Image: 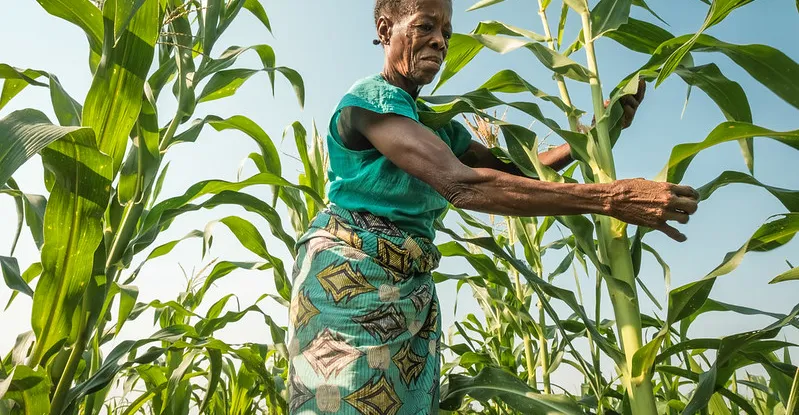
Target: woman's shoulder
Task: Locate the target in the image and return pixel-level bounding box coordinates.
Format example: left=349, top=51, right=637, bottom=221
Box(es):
left=335, top=73, right=418, bottom=120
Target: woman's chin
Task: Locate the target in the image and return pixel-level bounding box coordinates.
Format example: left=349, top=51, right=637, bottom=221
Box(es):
left=412, top=70, right=440, bottom=87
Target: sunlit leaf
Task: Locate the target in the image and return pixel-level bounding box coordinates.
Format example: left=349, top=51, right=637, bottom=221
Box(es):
left=589, top=0, right=632, bottom=40
left=440, top=367, right=584, bottom=413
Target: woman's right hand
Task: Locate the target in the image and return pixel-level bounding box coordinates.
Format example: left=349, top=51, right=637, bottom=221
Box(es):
left=607, top=178, right=700, bottom=242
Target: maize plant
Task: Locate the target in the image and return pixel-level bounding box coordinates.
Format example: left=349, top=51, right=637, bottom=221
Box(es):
left=421, top=0, right=799, bottom=414
left=0, top=0, right=326, bottom=413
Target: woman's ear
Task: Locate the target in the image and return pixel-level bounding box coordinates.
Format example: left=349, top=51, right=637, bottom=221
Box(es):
left=376, top=16, right=393, bottom=45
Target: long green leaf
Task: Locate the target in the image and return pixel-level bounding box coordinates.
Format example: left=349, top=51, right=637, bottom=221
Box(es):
left=655, top=0, right=754, bottom=86
left=170, top=115, right=281, bottom=176
left=113, top=0, right=146, bottom=43
left=29, top=124, right=111, bottom=366
left=675, top=64, right=754, bottom=171
left=682, top=303, right=799, bottom=414
left=606, top=18, right=674, bottom=54
left=787, top=368, right=799, bottom=415
left=5, top=263, right=42, bottom=310
left=0, top=366, right=51, bottom=415
left=658, top=123, right=799, bottom=184
left=668, top=214, right=799, bottom=324
left=216, top=216, right=290, bottom=301
left=242, top=0, right=272, bottom=33
left=467, top=0, right=506, bottom=11
left=0, top=256, right=33, bottom=298
left=35, top=0, right=103, bottom=55
left=590, top=0, right=633, bottom=40
left=63, top=326, right=192, bottom=410
left=0, top=110, right=93, bottom=187
left=698, top=170, right=799, bottom=212
left=632, top=0, right=668, bottom=24
left=196, top=44, right=275, bottom=83
left=440, top=367, right=584, bottom=414
left=197, top=66, right=304, bottom=108
left=82, top=0, right=158, bottom=174
left=201, top=0, right=223, bottom=55
left=0, top=65, right=48, bottom=111
left=650, top=34, right=799, bottom=111
left=433, top=23, right=587, bottom=92
left=770, top=267, right=799, bottom=284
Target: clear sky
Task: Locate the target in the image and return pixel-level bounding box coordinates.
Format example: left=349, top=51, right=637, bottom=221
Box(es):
left=1, top=0, right=797, bottom=393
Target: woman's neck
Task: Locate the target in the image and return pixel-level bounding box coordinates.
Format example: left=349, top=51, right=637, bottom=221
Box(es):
left=380, top=68, right=421, bottom=99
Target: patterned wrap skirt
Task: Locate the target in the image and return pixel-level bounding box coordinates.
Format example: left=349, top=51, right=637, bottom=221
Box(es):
left=287, top=205, right=442, bottom=415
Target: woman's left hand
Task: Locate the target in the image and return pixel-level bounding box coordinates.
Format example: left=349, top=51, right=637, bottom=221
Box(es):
left=618, top=78, right=646, bottom=129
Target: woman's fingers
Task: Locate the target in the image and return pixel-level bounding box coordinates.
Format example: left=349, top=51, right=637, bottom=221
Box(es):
left=635, top=78, right=646, bottom=102
left=658, top=222, right=687, bottom=242
left=671, top=183, right=700, bottom=200
left=669, top=195, right=699, bottom=215
left=663, top=209, right=691, bottom=224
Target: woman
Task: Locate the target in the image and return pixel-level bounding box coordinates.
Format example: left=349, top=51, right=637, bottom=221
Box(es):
left=287, top=0, right=699, bottom=413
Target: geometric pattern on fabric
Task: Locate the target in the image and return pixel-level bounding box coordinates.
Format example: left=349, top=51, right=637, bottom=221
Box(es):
left=352, top=304, right=407, bottom=343
left=409, top=283, right=432, bottom=312
left=325, top=214, right=363, bottom=250
left=350, top=210, right=404, bottom=238
left=343, top=374, right=403, bottom=415
left=287, top=205, right=443, bottom=414
left=317, top=261, right=376, bottom=304
left=290, top=289, right=320, bottom=329
left=392, top=341, right=426, bottom=386
left=303, top=328, right=364, bottom=380
left=289, top=366, right=313, bottom=413
left=418, top=299, right=439, bottom=340
left=376, top=238, right=412, bottom=276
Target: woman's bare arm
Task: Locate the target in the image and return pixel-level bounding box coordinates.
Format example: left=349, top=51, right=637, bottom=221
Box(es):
left=348, top=107, right=699, bottom=242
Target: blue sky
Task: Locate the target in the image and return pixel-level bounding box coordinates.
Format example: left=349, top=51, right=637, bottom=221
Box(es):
left=1, top=0, right=797, bottom=392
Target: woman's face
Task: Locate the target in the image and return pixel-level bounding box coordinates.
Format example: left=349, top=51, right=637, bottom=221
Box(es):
left=378, top=0, right=453, bottom=86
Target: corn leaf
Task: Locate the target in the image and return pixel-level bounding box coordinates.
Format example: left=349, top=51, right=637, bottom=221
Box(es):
left=168, top=4, right=197, bottom=121
left=28, top=121, right=111, bottom=366
left=82, top=0, right=158, bottom=175
left=606, top=18, right=674, bottom=54
left=682, top=303, right=799, bottom=415
left=632, top=0, right=668, bottom=24
left=440, top=367, right=584, bottom=414
left=63, top=326, right=193, bottom=410
left=434, top=23, right=586, bottom=92
left=113, top=0, right=146, bottom=44
left=5, top=263, right=42, bottom=311
left=197, top=67, right=305, bottom=108
left=0, top=65, right=48, bottom=111
left=655, top=0, right=755, bottom=86
left=770, top=267, right=799, bottom=284
left=589, top=0, right=633, bottom=40
left=34, top=0, right=103, bottom=55
left=243, top=0, right=272, bottom=34
left=171, top=115, right=282, bottom=176
left=0, top=365, right=51, bottom=415
left=466, top=0, right=505, bottom=11
left=698, top=171, right=799, bottom=212
left=668, top=214, right=799, bottom=324
left=675, top=64, right=754, bottom=172
left=651, top=34, right=799, bottom=111
left=0, top=110, right=91, bottom=188
left=200, top=0, right=223, bottom=55
left=658, top=123, right=799, bottom=184
left=196, top=44, right=276, bottom=83
left=0, top=256, right=33, bottom=298
left=213, top=216, right=290, bottom=301
left=787, top=368, right=799, bottom=415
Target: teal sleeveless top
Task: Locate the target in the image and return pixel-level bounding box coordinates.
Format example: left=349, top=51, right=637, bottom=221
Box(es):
left=326, top=74, right=473, bottom=240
